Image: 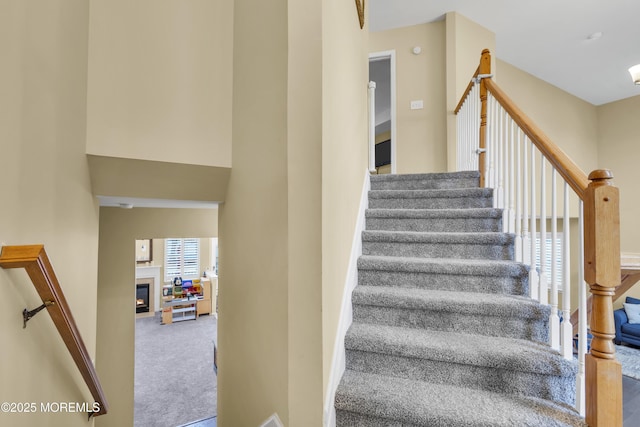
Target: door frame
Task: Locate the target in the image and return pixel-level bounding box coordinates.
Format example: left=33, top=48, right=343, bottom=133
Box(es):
left=369, top=50, right=397, bottom=174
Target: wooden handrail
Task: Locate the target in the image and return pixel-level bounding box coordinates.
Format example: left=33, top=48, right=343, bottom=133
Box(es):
left=456, top=49, right=622, bottom=426
left=483, top=78, right=590, bottom=199
left=0, top=245, right=108, bottom=417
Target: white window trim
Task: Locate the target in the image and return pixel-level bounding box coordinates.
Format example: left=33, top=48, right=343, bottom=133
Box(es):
left=164, top=238, right=200, bottom=281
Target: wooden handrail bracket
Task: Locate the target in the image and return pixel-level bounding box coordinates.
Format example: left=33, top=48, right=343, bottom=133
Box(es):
left=0, top=245, right=108, bottom=417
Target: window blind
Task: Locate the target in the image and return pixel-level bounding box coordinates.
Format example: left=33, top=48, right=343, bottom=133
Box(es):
left=165, top=238, right=200, bottom=281
left=534, top=233, right=564, bottom=290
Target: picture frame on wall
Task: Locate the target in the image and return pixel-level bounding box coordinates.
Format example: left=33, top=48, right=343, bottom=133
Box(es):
left=135, top=239, right=153, bottom=263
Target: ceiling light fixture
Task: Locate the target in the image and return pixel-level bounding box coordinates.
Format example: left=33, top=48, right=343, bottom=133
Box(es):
left=629, top=64, right=640, bottom=85
left=587, top=32, right=602, bottom=41
left=119, top=203, right=134, bottom=209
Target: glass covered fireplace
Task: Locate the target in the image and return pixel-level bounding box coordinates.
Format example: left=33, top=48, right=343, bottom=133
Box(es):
left=136, top=283, right=150, bottom=314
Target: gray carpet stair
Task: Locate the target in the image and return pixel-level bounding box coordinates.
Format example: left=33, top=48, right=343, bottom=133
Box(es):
left=336, top=371, right=584, bottom=427
left=335, top=171, right=584, bottom=426
left=358, top=256, right=530, bottom=295
left=351, top=286, right=550, bottom=342
left=370, top=171, right=480, bottom=191
left=366, top=208, right=504, bottom=232
left=368, top=188, right=494, bottom=210
left=362, top=230, right=515, bottom=259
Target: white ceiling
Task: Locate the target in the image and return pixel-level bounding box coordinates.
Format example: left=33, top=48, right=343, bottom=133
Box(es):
left=370, top=0, right=640, bottom=105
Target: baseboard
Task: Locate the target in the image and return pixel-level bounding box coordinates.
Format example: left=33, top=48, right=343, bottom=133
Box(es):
left=323, top=169, right=371, bottom=427
left=259, top=413, right=284, bottom=427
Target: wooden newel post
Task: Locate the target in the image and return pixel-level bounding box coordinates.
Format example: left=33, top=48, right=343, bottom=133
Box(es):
left=478, top=49, right=491, bottom=188
left=584, top=169, right=622, bottom=427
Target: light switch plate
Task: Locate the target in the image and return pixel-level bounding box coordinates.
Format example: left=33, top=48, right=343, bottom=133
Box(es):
left=410, top=100, right=424, bottom=110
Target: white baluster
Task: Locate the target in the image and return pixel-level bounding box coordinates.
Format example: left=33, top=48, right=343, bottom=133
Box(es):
left=576, top=200, right=586, bottom=415
left=462, top=93, right=467, bottom=170
left=502, top=110, right=509, bottom=231
left=482, top=91, right=490, bottom=186
left=549, top=170, right=560, bottom=350
left=539, top=159, right=549, bottom=305
left=522, top=136, right=530, bottom=267
left=508, top=119, right=516, bottom=234
left=514, top=129, right=523, bottom=262
left=497, top=107, right=505, bottom=216
left=474, top=84, right=479, bottom=170
left=464, top=95, right=469, bottom=170
left=458, top=98, right=463, bottom=170
left=529, top=143, right=539, bottom=300
left=561, top=182, right=573, bottom=359
left=456, top=105, right=461, bottom=170
left=467, top=91, right=471, bottom=169
left=488, top=96, right=497, bottom=190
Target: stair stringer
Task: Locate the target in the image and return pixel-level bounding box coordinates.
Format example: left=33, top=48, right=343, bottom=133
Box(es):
left=323, top=169, right=371, bottom=427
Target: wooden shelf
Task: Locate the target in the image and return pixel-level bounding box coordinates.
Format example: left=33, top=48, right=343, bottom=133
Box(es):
left=162, top=297, right=197, bottom=324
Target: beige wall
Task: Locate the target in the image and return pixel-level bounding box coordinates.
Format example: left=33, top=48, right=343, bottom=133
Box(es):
left=597, top=95, right=640, bottom=306
left=288, top=0, right=324, bottom=424
left=86, top=0, right=233, bottom=168
left=370, top=23, right=448, bottom=174
left=0, top=1, right=99, bottom=426
left=597, top=95, right=640, bottom=254
left=445, top=12, right=496, bottom=170
left=95, top=208, right=217, bottom=427
left=217, top=0, right=367, bottom=424
left=87, top=155, right=230, bottom=203
left=322, top=0, right=369, bottom=405
left=218, top=0, right=305, bottom=424
left=496, top=60, right=599, bottom=174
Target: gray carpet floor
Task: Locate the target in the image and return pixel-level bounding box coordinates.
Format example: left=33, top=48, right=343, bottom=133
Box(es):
left=135, top=312, right=217, bottom=427
left=616, top=344, right=640, bottom=381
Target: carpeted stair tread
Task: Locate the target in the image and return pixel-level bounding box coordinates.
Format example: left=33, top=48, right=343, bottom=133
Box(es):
left=358, top=255, right=528, bottom=277
left=365, top=208, right=504, bottom=233
left=370, top=171, right=479, bottom=190
left=352, top=286, right=547, bottom=319
left=368, top=188, right=493, bottom=209
left=366, top=208, right=503, bottom=220
left=351, top=286, right=549, bottom=342
left=369, top=187, right=493, bottom=200
left=371, top=170, right=479, bottom=182
left=362, top=230, right=514, bottom=245
left=362, top=231, right=515, bottom=259
left=345, top=322, right=575, bottom=377
left=335, top=370, right=586, bottom=427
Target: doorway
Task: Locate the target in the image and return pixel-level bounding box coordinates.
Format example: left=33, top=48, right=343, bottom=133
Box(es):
left=134, top=237, right=218, bottom=427
left=369, top=50, right=397, bottom=174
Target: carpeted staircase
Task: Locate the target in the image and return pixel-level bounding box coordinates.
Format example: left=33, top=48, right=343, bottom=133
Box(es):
left=334, top=171, right=586, bottom=426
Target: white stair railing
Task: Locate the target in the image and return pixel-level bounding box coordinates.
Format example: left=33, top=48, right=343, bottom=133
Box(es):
left=455, top=53, right=594, bottom=417
left=455, top=79, right=480, bottom=172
